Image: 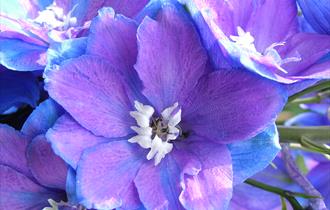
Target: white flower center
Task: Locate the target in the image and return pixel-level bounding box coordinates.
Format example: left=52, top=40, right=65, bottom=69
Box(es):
left=129, top=101, right=182, bottom=165
left=34, top=3, right=77, bottom=30
left=230, top=26, right=301, bottom=73
left=43, top=199, right=86, bottom=210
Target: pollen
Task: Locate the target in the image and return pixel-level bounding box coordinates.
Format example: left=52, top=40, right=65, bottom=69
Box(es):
left=129, top=101, right=182, bottom=166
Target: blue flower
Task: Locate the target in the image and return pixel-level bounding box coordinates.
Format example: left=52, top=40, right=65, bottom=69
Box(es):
left=44, top=2, right=286, bottom=209
left=0, top=0, right=149, bottom=71
left=180, top=0, right=330, bottom=84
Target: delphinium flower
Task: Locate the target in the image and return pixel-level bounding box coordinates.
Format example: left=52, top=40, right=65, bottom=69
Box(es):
left=0, top=0, right=149, bottom=71
left=297, top=0, right=330, bottom=35
left=44, top=1, right=287, bottom=209
left=180, top=0, right=330, bottom=89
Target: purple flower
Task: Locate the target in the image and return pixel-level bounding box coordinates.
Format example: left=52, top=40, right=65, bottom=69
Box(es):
left=0, top=0, right=148, bottom=71
left=180, top=0, right=330, bottom=84
left=44, top=3, right=286, bottom=209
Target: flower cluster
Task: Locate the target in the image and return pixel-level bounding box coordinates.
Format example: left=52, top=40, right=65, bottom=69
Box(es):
left=0, top=0, right=329, bottom=210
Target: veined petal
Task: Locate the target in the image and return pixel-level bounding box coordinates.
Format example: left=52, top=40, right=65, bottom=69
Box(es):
left=228, top=124, right=281, bottom=184
left=76, top=141, right=144, bottom=209
left=46, top=114, right=108, bottom=169
left=27, top=135, right=68, bottom=190
left=44, top=55, right=138, bottom=138
left=135, top=4, right=208, bottom=112
left=182, top=69, right=287, bottom=144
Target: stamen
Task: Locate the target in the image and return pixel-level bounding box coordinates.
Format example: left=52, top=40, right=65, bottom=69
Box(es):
left=129, top=101, right=182, bottom=165
left=230, top=26, right=301, bottom=73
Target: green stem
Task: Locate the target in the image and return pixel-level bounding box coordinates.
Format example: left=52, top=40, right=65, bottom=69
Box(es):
left=278, top=126, right=330, bottom=144
left=245, top=179, right=304, bottom=210
left=288, top=96, right=321, bottom=105
left=288, top=81, right=330, bottom=102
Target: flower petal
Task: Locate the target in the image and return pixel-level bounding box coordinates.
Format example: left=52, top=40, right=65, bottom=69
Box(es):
left=0, top=165, right=65, bottom=210
left=46, top=114, right=108, bottom=169
left=76, top=141, right=143, bottom=209
left=0, top=38, right=47, bottom=71
left=245, top=0, right=298, bottom=51
left=0, top=124, right=31, bottom=177
left=135, top=5, right=208, bottom=112
left=27, top=135, right=68, bottom=190
left=180, top=141, right=233, bottom=210
left=279, top=33, right=330, bottom=79
left=45, top=55, right=138, bottom=138
left=134, top=153, right=188, bottom=210
left=21, top=99, right=64, bottom=138
left=87, top=7, right=142, bottom=93
left=182, top=70, right=286, bottom=143
left=308, top=163, right=330, bottom=209
left=228, top=124, right=281, bottom=184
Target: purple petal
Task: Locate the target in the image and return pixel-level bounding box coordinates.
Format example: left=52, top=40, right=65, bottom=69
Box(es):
left=134, top=151, right=193, bottom=210
left=27, top=135, right=68, bottom=190
left=76, top=141, right=143, bottom=209
left=0, top=165, right=65, bottom=210
left=245, top=0, right=298, bottom=51
left=180, top=141, right=233, bottom=209
left=21, top=99, right=64, bottom=138
left=182, top=70, right=286, bottom=143
left=135, top=5, right=208, bottom=112
left=279, top=33, right=330, bottom=78
left=45, top=55, right=137, bottom=138
left=0, top=124, right=31, bottom=177
left=46, top=114, right=108, bottom=169
left=87, top=7, right=142, bottom=92
left=308, top=163, right=330, bottom=209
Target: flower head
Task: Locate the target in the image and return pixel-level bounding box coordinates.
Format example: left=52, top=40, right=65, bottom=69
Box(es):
left=181, top=0, right=330, bottom=84
left=44, top=3, right=286, bottom=209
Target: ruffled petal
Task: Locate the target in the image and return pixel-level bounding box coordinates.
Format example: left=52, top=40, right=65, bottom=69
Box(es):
left=27, top=135, right=68, bottom=190
left=76, top=141, right=143, bottom=209
left=87, top=7, right=142, bottom=93
left=0, top=165, right=65, bottom=210
left=182, top=69, right=286, bottom=143
left=135, top=4, right=208, bottom=112
left=21, top=99, right=64, bottom=138
left=0, top=124, right=31, bottom=177
left=44, top=55, right=138, bottom=138
left=180, top=141, right=233, bottom=210
left=46, top=114, right=108, bottom=169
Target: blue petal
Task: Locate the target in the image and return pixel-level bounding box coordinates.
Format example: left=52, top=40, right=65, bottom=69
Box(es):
left=0, top=67, right=40, bottom=113
left=0, top=38, right=47, bottom=71
left=298, top=0, right=330, bottom=35
left=228, top=124, right=281, bottom=184
left=45, top=37, right=87, bottom=72
left=285, top=112, right=330, bottom=126
left=22, top=98, right=64, bottom=139
left=66, top=167, right=79, bottom=204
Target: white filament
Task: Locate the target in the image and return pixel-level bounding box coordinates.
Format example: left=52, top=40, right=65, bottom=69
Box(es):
left=129, top=101, right=181, bottom=165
